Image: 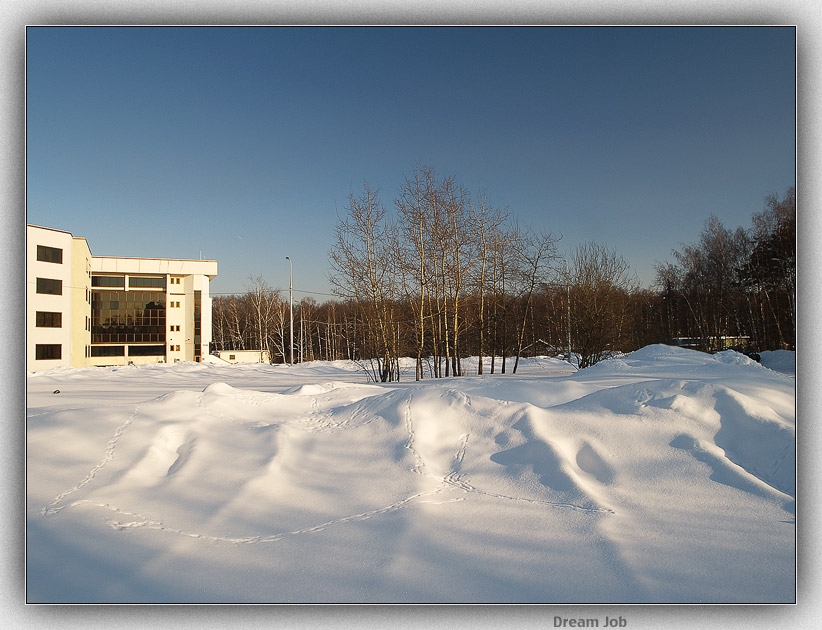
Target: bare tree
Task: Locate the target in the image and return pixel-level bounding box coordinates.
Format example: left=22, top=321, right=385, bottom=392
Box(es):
left=511, top=229, right=561, bottom=373
left=441, top=175, right=473, bottom=376
left=246, top=275, right=281, bottom=362
left=568, top=242, right=638, bottom=368
left=468, top=192, right=508, bottom=375
left=396, top=166, right=434, bottom=380
left=329, top=183, right=399, bottom=381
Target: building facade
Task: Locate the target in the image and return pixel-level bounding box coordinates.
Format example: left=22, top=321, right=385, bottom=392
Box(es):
left=27, top=224, right=218, bottom=372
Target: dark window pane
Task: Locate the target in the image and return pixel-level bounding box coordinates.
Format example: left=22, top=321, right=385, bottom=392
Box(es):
left=129, top=276, right=166, bottom=289
left=91, top=275, right=125, bottom=287
left=36, top=277, right=62, bottom=295
left=128, top=345, right=165, bottom=356
left=90, top=345, right=125, bottom=357
left=36, top=245, right=63, bottom=264
left=35, top=311, right=62, bottom=327
left=35, top=344, right=61, bottom=360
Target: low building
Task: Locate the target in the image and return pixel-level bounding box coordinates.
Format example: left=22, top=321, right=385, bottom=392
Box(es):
left=27, top=224, right=218, bottom=372
left=214, top=349, right=271, bottom=364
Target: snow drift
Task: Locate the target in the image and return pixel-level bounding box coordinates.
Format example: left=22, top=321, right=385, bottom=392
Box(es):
left=26, top=345, right=795, bottom=603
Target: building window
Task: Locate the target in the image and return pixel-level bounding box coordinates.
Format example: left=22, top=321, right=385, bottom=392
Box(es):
left=36, top=277, right=62, bottom=295
left=229, top=354, right=236, bottom=361
left=128, top=345, right=165, bottom=356
left=36, top=245, right=63, bottom=264
left=35, top=311, right=62, bottom=327
left=91, top=275, right=125, bottom=288
left=35, top=344, right=61, bottom=360
left=90, top=345, right=125, bottom=357
left=129, top=276, right=166, bottom=289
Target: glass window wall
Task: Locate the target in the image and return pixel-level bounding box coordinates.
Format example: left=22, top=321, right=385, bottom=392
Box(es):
left=91, top=290, right=166, bottom=344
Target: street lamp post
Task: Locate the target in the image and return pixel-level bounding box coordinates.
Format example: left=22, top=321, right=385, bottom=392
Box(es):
left=286, top=256, right=293, bottom=365
left=565, top=258, right=572, bottom=366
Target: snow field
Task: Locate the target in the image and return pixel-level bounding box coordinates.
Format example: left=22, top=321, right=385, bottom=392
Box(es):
left=26, top=345, right=795, bottom=603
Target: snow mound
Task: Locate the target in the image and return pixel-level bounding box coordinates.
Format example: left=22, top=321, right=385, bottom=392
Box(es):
left=202, top=382, right=235, bottom=395
left=552, top=378, right=794, bottom=500
left=712, top=350, right=758, bottom=366
left=624, top=343, right=701, bottom=362
left=283, top=381, right=383, bottom=396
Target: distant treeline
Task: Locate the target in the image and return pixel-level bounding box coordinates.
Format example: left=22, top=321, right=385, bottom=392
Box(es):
left=212, top=168, right=795, bottom=381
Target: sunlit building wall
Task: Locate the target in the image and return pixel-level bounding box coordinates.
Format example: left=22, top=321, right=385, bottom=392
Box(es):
left=27, top=225, right=218, bottom=372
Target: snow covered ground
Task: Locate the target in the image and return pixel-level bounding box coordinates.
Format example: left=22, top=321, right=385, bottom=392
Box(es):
left=26, top=345, right=795, bottom=603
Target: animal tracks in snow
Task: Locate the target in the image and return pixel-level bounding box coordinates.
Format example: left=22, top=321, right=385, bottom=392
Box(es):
left=41, top=382, right=614, bottom=546
left=41, top=402, right=145, bottom=516
left=45, top=370, right=791, bottom=548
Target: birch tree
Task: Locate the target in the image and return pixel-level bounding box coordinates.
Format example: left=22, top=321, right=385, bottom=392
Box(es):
left=329, top=183, right=399, bottom=381
left=511, top=229, right=560, bottom=373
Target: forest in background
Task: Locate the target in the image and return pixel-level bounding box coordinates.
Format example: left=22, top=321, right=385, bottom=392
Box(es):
left=212, top=168, right=795, bottom=382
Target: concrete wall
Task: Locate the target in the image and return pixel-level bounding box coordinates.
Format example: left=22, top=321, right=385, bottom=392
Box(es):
left=70, top=237, right=92, bottom=367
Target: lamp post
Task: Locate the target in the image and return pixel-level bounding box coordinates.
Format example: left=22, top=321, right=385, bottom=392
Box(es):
left=565, top=258, right=572, bottom=366
left=286, top=256, right=293, bottom=365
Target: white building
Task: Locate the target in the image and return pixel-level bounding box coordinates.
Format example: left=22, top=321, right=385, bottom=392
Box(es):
left=214, top=349, right=271, bottom=364
left=27, top=224, right=218, bottom=372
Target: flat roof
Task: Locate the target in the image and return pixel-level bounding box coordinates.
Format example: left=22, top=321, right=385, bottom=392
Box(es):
left=92, top=255, right=218, bottom=263
left=91, top=256, right=218, bottom=279
left=27, top=224, right=73, bottom=236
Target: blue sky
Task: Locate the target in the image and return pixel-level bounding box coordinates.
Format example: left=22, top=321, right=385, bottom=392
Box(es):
left=26, top=26, right=795, bottom=297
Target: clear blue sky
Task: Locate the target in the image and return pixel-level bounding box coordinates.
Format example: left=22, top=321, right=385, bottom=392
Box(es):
left=26, top=26, right=795, bottom=298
